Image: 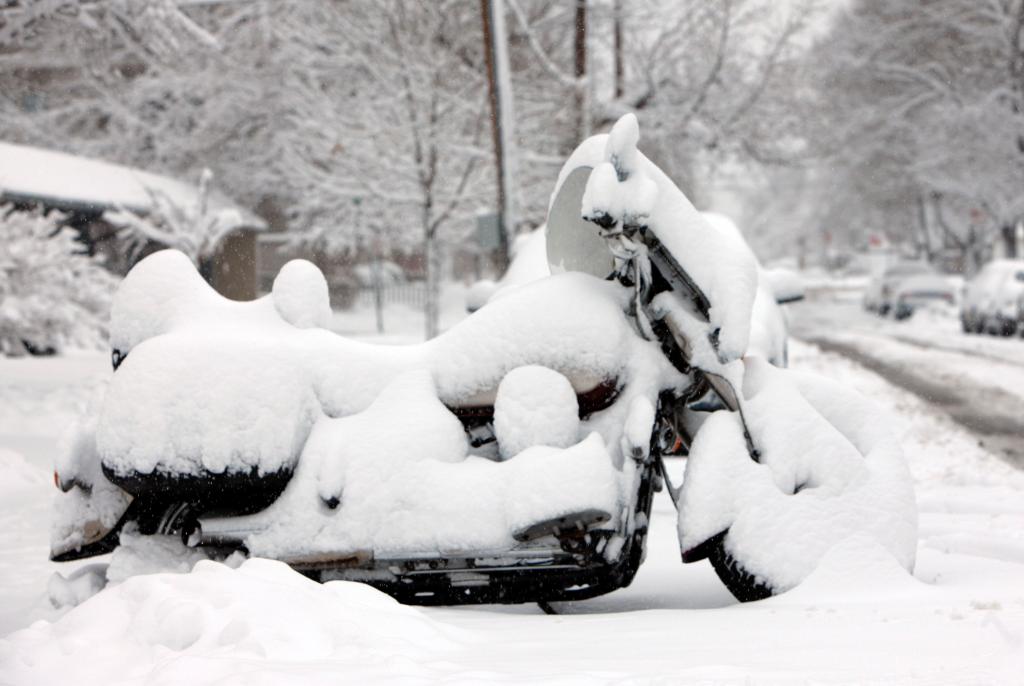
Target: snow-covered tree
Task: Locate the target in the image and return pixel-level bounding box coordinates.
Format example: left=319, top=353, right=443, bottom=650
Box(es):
left=104, top=168, right=246, bottom=267
left=334, top=2, right=491, bottom=339
left=0, top=0, right=217, bottom=51
left=3, top=0, right=828, bottom=320
left=0, top=208, right=117, bottom=356
left=0, top=0, right=270, bottom=207
left=250, top=1, right=492, bottom=338
left=3, top=1, right=495, bottom=337
left=504, top=0, right=824, bottom=222
left=805, top=0, right=1024, bottom=271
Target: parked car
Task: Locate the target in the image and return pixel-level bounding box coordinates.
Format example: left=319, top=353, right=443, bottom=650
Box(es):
left=890, top=274, right=959, bottom=320
left=1018, top=292, right=1024, bottom=337
left=863, top=262, right=934, bottom=316
left=961, top=259, right=1024, bottom=335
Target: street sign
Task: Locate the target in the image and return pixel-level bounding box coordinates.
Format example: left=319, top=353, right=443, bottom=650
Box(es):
left=476, top=212, right=501, bottom=251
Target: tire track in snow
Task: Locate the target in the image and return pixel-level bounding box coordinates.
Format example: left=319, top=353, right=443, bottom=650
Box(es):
left=884, top=331, right=1024, bottom=370
left=797, top=335, right=1024, bottom=469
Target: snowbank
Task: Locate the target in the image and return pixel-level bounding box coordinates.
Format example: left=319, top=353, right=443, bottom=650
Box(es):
left=768, top=536, right=934, bottom=605
left=0, top=559, right=458, bottom=686
left=0, top=448, right=45, bottom=496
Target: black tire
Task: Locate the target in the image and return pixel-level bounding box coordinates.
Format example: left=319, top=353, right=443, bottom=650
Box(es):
left=684, top=530, right=774, bottom=602
left=709, top=537, right=774, bottom=602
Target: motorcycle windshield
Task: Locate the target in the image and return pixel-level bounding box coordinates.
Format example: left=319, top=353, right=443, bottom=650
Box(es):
left=545, top=166, right=614, bottom=279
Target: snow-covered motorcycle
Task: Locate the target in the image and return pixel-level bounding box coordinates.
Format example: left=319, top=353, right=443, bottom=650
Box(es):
left=51, top=114, right=917, bottom=605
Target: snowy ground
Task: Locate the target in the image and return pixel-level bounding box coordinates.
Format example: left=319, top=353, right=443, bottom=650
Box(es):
left=1, top=286, right=1023, bottom=683
left=790, top=289, right=1024, bottom=467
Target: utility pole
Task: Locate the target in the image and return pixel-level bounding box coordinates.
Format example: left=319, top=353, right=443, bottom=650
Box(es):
left=613, top=0, right=623, bottom=99
left=481, top=0, right=515, bottom=272
left=574, top=0, right=589, bottom=140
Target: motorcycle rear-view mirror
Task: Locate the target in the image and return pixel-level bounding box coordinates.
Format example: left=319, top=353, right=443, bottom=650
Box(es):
left=546, top=166, right=615, bottom=279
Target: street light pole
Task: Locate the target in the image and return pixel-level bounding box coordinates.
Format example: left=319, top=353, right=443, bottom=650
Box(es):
left=481, top=0, right=515, bottom=272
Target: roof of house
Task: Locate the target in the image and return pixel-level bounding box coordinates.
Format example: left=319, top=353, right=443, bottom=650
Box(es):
left=0, top=141, right=266, bottom=229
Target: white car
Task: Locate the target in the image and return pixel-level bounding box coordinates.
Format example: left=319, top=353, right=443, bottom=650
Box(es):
left=961, top=259, right=1024, bottom=335
left=863, top=262, right=934, bottom=316
left=890, top=274, right=959, bottom=320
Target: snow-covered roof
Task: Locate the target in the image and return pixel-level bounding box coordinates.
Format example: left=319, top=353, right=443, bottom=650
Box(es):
left=0, top=141, right=265, bottom=230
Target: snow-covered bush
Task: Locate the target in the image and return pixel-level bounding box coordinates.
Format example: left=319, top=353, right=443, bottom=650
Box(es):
left=0, top=209, right=117, bottom=356
left=104, top=168, right=245, bottom=267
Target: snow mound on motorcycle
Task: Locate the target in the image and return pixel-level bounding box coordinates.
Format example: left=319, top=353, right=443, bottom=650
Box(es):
left=678, top=358, right=918, bottom=595
left=2, top=559, right=456, bottom=684
left=271, top=258, right=332, bottom=329
left=242, top=377, right=621, bottom=558
left=99, top=338, right=321, bottom=477
left=55, top=250, right=678, bottom=558
left=494, top=365, right=580, bottom=460
left=556, top=114, right=759, bottom=363
left=94, top=250, right=662, bottom=481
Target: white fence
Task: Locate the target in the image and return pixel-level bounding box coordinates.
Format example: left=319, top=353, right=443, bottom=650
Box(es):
left=353, top=283, right=428, bottom=309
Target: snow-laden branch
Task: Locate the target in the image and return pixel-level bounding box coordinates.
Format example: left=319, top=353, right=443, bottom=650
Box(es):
left=104, top=169, right=245, bottom=264
left=505, top=0, right=578, bottom=88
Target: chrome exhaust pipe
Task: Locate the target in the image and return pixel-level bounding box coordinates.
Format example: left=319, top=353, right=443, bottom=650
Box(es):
left=183, top=515, right=265, bottom=549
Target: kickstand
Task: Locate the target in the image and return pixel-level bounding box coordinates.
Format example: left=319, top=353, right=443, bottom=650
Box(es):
left=656, top=454, right=683, bottom=509
left=537, top=601, right=560, bottom=615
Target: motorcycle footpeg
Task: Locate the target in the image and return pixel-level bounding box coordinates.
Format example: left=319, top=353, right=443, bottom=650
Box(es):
left=513, top=508, right=611, bottom=543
